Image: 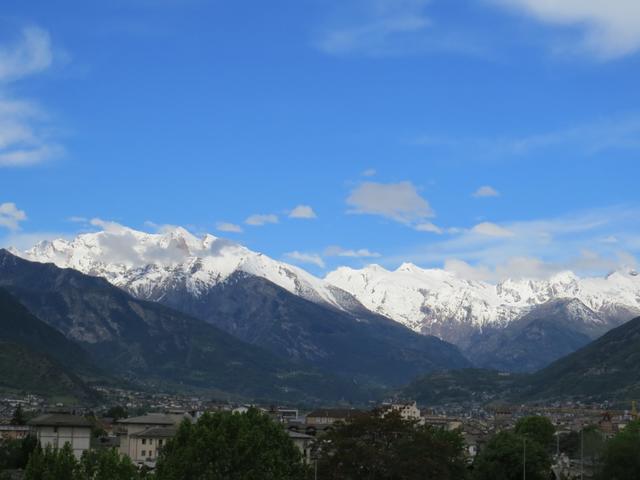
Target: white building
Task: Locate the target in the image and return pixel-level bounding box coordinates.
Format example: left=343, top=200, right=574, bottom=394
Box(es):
left=116, top=413, right=185, bottom=466
left=381, top=402, right=422, bottom=421
left=27, top=414, right=92, bottom=459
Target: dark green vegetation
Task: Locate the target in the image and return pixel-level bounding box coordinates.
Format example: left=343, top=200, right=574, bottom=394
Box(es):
left=0, top=250, right=364, bottom=403
left=317, top=410, right=469, bottom=479
left=150, top=271, right=470, bottom=387
left=0, top=289, right=96, bottom=401
left=402, top=369, right=524, bottom=405
left=0, top=435, right=37, bottom=473
left=24, top=444, right=144, bottom=480
left=155, top=409, right=305, bottom=480
left=598, top=420, right=640, bottom=480
left=472, top=430, right=550, bottom=480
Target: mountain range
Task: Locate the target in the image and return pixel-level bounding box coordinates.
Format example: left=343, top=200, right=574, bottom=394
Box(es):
left=16, top=225, right=640, bottom=372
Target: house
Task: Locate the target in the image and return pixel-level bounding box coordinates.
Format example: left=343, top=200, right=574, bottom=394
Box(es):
left=27, top=413, right=93, bottom=459
left=305, top=409, right=363, bottom=426
left=116, top=413, right=186, bottom=466
left=287, top=430, right=315, bottom=464
left=380, top=402, right=421, bottom=421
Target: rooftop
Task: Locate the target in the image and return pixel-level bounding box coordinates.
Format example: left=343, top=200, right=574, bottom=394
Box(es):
left=27, top=414, right=93, bottom=428
left=117, top=414, right=175, bottom=426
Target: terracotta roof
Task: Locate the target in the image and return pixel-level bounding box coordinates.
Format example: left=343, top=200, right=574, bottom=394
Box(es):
left=27, top=414, right=93, bottom=428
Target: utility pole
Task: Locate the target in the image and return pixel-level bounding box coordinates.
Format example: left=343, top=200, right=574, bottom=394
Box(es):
left=523, top=437, right=526, bottom=480
left=581, top=427, right=584, bottom=480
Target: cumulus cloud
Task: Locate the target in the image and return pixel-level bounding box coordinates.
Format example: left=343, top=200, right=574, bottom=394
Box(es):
left=0, top=27, right=63, bottom=167
left=0, top=202, right=27, bottom=230
left=491, top=0, right=640, bottom=59
left=284, top=251, right=326, bottom=268
left=385, top=206, right=640, bottom=280
left=362, top=168, right=377, bottom=177
left=245, top=214, right=279, bottom=226
left=289, top=205, right=317, bottom=219
left=347, top=181, right=434, bottom=224
left=473, top=185, right=500, bottom=197
left=216, top=222, right=243, bottom=233
left=472, top=222, right=515, bottom=237
left=324, top=245, right=381, bottom=258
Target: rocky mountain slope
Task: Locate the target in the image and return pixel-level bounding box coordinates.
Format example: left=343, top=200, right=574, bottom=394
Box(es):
left=0, top=250, right=369, bottom=403
left=15, top=228, right=470, bottom=385
left=0, top=288, right=96, bottom=400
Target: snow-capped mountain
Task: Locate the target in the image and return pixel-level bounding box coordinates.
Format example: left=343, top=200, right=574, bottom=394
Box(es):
left=14, top=225, right=640, bottom=372
left=325, top=263, right=640, bottom=346
left=17, top=225, right=353, bottom=311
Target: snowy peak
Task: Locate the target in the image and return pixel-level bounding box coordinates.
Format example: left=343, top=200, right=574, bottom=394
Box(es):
left=18, top=226, right=346, bottom=310
left=325, top=263, right=640, bottom=343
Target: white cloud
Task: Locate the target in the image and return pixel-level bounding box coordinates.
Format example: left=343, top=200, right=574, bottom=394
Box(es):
left=289, top=205, right=317, bottom=219
left=471, top=222, right=515, bottom=237
left=324, top=245, right=381, bottom=258
left=0, top=202, right=27, bottom=230
left=284, top=251, right=326, bottom=268
left=414, top=222, right=444, bottom=234
left=385, top=206, right=640, bottom=280
left=362, top=168, right=377, bottom=177
left=473, top=185, right=500, bottom=197
left=0, top=27, right=53, bottom=81
left=245, top=214, right=279, bottom=226
left=347, top=181, right=434, bottom=224
left=0, top=27, right=62, bottom=167
left=316, top=0, right=432, bottom=55
left=491, top=0, right=640, bottom=59
left=216, top=222, right=243, bottom=233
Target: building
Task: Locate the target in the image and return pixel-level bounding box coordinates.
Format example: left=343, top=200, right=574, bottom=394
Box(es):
left=116, top=413, right=185, bottom=466
left=305, top=409, right=363, bottom=426
left=287, top=430, right=315, bottom=464
left=27, top=414, right=93, bottom=459
left=0, top=425, right=30, bottom=440
left=380, top=402, right=421, bottom=421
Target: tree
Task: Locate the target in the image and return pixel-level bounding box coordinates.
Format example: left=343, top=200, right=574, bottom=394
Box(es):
left=598, top=420, right=640, bottom=480
left=79, top=448, right=140, bottom=480
left=105, top=406, right=128, bottom=422
left=514, top=416, right=555, bottom=450
left=24, top=443, right=81, bottom=480
left=155, top=408, right=306, bottom=480
left=317, top=410, right=469, bottom=480
left=11, top=406, right=27, bottom=426
left=472, top=431, right=550, bottom=480
left=0, top=435, right=37, bottom=470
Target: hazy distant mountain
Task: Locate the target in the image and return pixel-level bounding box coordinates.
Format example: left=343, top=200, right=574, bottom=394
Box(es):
left=522, top=315, right=640, bottom=401
left=0, top=250, right=369, bottom=403
left=0, top=288, right=95, bottom=400
left=15, top=227, right=470, bottom=386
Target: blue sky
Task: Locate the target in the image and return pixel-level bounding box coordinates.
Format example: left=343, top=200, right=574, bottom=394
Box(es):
left=0, top=0, right=639, bottom=280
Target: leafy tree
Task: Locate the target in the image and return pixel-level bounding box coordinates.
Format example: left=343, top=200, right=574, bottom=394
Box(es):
left=317, top=410, right=469, bottom=480
left=155, top=408, right=306, bottom=480
left=79, top=448, right=140, bottom=480
left=472, top=431, right=550, bottom=480
left=598, top=420, right=640, bottom=480
left=11, top=406, right=27, bottom=426
left=514, top=416, right=555, bottom=450
left=0, top=435, right=37, bottom=470
left=105, top=406, right=128, bottom=421
left=24, top=443, right=81, bottom=480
